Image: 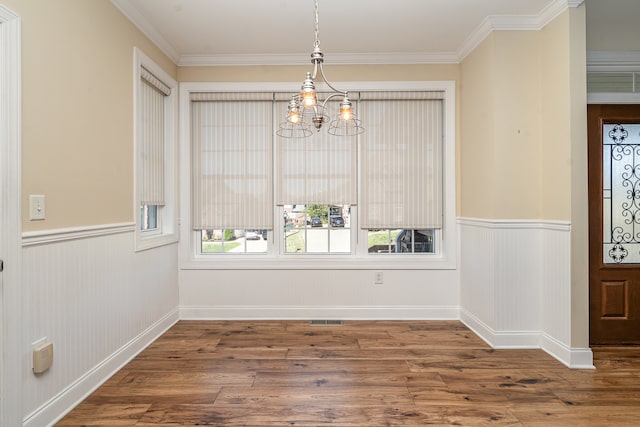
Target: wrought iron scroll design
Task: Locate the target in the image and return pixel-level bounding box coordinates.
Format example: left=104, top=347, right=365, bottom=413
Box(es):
left=610, top=125, right=640, bottom=244
left=604, top=124, right=640, bottom=263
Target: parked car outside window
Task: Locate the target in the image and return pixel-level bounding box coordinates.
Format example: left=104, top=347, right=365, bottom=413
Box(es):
left=245, top=230, right=261, bottom=240
left=330, top=216, right=345, bottom=227
left=395, top=229, right=433, bottom=253
left=310, top=217, right=323, bottom=227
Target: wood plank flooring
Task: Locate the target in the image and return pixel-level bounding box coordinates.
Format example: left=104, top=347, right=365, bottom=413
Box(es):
left=56, top=320, right=640, bottom=426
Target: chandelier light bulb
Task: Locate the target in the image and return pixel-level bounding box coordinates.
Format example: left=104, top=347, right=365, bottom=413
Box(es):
left=288, top=110, right=302, bottom=124
left=300, top=72, right=317, bottom=108
left=286, top=98, right=302, bottom=124
left=339, top=98, right=353, bottom=121
left=301, top=92, right=317, bottom=107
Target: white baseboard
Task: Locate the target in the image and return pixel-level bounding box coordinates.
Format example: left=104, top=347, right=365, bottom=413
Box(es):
left=461, top=309, right=594, bottom=369
left=460, top=309, right=540, bottom=348
left=24, top=309, right=180, bottom=427
left=541, top=333, right=595, bottom=369
left=180, top=305, right=460, bottom=320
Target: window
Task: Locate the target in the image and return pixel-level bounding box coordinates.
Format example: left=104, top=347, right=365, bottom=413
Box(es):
left=367, top=229, right=435, bottom=253
left=181, top=82, right=456, bottom=268
left=201, top=229, right=268, bottom=254
left=284, top=204, right=351, bottom=253
left=140, top=204, right=158, bottom=231
left=134, top=48, right=178, bottom=250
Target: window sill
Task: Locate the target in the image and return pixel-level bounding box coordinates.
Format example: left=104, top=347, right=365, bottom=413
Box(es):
left=135, top=232, right=179, bottom=252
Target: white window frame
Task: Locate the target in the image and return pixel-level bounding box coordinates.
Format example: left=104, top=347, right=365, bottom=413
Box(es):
left=1, top=5, right=22, bottom=425
left=179, top=81, right=456, bottom=270
left=134, top=48, right=178, bottom=251
left=280, top=204, right=354, bottom=255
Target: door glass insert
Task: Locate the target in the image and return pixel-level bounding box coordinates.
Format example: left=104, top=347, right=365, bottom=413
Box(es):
left=603, top=123, right=640, bottom=263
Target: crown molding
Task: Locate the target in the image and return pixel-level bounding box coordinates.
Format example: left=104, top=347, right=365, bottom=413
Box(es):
left=111, top=0, right=180, bottom=63
left=114, top=0, right=584, bottom=67
left=457, top=0, right=583, bottom=62
left=178, top=52, right=459, bottom=67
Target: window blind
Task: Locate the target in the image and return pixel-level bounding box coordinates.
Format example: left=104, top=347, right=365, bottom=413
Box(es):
left=360, top=92, right=444, bottom=229
left=141, top=66, right=171, bottom=96
left=191, top=93, right=273, bottom=230
left=275, top=100, right=357, bottom=206
left=139, top=76, right=166, bottom=206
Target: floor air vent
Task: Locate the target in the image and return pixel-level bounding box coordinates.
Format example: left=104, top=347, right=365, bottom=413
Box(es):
left=309, top=320, right=343, bottom=326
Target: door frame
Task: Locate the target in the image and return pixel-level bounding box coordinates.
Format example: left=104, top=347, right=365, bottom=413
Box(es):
left=587, top=50, right=640, bottom=345
left=588, top=104, right=640, bottom=344
left=0, top=5, right=22, bottom=426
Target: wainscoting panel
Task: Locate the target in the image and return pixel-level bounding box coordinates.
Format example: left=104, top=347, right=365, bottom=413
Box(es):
left=459, top=220, right=496, bottom=331
left=540, top=226, right=572, bottom=341
left=494, top=226, right=542, bottom=335
left=20, top=225, right=179, bottom=426
left=459, top=218, right=592, bottom=368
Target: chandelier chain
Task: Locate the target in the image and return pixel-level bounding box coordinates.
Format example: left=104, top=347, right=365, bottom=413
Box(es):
left=313, top=0, right=320, bottom=48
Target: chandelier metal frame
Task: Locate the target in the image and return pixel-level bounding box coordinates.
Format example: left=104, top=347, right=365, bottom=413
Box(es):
left=277, top=0, right=364, bottom=138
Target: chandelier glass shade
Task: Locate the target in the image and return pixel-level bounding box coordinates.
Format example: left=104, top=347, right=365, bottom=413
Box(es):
left=276, top=0, right=364, bottom=139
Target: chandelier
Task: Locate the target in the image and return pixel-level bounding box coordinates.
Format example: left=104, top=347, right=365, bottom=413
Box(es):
left=277, top=0, right=364, bottom=138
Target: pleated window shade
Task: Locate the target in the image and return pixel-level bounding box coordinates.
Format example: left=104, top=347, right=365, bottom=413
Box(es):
left=191, top=93, right=273, bottom=230
left=141, top=67, right=171, bottom=96
left=139, top=70, right=168, bottom=206
left=359, top=92, right=444, bottom=229
left=276, top=100, right=357, bottom=206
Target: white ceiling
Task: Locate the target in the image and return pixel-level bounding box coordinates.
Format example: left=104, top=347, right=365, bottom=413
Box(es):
left=112, top=0, right=582, bottom=66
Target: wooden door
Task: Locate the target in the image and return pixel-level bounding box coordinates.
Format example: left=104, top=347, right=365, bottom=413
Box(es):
left=589, top=104, right=640, bottom=344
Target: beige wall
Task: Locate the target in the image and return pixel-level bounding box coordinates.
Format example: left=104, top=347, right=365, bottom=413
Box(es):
left=6, top=0, right=177, bottom=231
left=460, top=15, right=580, bottom=222
left=460, top=31, right=545, bottom=220
left=540, top=12, right=573, bottom=221
left=459, top=34, right=497, bottom=218
left=493, top=31, right=542, bottom=219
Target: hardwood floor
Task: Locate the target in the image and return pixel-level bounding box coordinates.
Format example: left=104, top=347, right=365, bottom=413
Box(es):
left=57, top=320, right=640, bottom=426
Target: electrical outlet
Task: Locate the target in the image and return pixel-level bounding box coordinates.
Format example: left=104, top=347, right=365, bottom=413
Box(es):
left=29, top=194, right=45, bottom=220
left=374, top=271, right=383, bottom=284
left=32, top=338, right=53, bottom=374
left=33, top=343, right=53, bottom=374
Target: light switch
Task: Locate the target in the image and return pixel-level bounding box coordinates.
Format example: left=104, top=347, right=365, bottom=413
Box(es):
left=29, top=195, right=45, bottom=220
